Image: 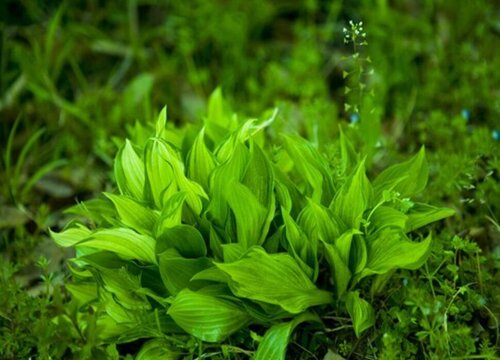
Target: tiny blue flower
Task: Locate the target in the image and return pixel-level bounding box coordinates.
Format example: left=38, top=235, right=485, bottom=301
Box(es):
left=402, top=278, right=408, bottom=286
left=492, top=130, right=500, bottom=141
left=350, top=113, right=360, bottom=124
left=461, top=109, right=470, bottom=121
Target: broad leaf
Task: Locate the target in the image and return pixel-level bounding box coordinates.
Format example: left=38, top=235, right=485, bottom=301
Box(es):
left=405, top=203, right=455, bottom=232
left=282, top=135, right=334, bottom=204
left=208, top=142, right=249, bottom=224
left=216, top=247, right=333, bottom=314
left=322, top=240, right=351, bottom=299
left=114, top=139, right=145, bottom=200
left=146, top=137, right=208, bottom=214
left=282, top=209, right=315, bottom=279
left=345, top=291, right=375, bottom=337
left=144, top=138, right=177, bottom=208
left=155, top=192, right=186, bottom=233
left=360, top=229, right=432, bottom=278
left=65, top=282, right=97, bottom=306
left=373, top=147, right=428, bottom=200
left=99, top=267, right=150, bottom=310
left=349, top=235, right=368, bottom=275
left=51, top=225, right=91, bottom=247
left=174, top=175, right=207, bottom=216
left=369, top=206, right=407, bottom=232
left=155, top=106, right=168, bottom=139
left=221, top=243, right=246, bottom=262
left=253, top=313, right=320, bottom=360
left=339, top=128, right=358, bottom=176
left=157, top=224, right=207, bottom=258
left=168, top=288, right=250, bottom=342
left=136, top=339, right=179, bottom=360
left=334, top=229, right=361, bottom=263
left=242, top=143, right=274, bottom=208
left=188, top=128, right=216, bottom=191
left=204, top=88, right=235, bottom=143
left=79, top=228, right=156, bottom=264
left=158, top=249, right=212, bottom=295
left=65, top=197, right=117, bottom=226
left=298, top=199, right=342, bottom=243
left=331, top=160, right=372, bottom=230
left=104, top=193, right=158, bottom=234
left=225, top=182, right=269, bottom=249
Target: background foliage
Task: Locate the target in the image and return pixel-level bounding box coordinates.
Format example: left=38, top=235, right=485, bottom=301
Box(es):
left=1, top=0, right=499, bottom=359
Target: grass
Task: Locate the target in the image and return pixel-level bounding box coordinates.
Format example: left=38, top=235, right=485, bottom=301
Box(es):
left=1, top=0, right=499, bottom=358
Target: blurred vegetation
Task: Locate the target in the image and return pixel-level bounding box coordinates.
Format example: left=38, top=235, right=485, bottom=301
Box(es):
left=1, top=0, right=499, bottom=358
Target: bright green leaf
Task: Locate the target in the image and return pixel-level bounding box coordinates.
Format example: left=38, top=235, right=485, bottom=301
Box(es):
left=144, top=138, right=177, bottom=209
left=104, top=193, right=158, bottom=234
left=369, top=206, right=407, bottom=232
left=79, top=228, right=156, bottom=264
left=242, top=143, right=274, bottom=207
left=155, top=106, right=168, bottom=138
left=204, top=88, right=236, bottom=143
left=253, top=312, right=320, bottom=360
left=208, top=142, right=249, bottom=223
left=136, top=339, right=179, bottom=360
left=405, top=203, right=455, bottom=232
left=114, top=139, right=145, bottom=200
left=50, top=225, right=91, bottom=247
left=216, top=247, right=333, bottom=314
left=282, top=209, right=315, bottom=279
left=188, top=128, right=216, bottom=191
left=331, top=160, right=372, bottom=229
left=322, top=240, right=351, bottom=299
left=282, top=135, right=334, bottom=204
left=65, top=282, right=97, bottom=307
left=155, top=192, right=186, bottom=233
left=158, top=249, right=212, bottom=295
left=360, top=230, right=432, bottom=278
left=225, top=181, right=269, bottom=249
left=339, top=128, right=358, bottom=176
left=345, top=291, right=375, bottom=337
left=373, top=147, right=428, bottom=200
left=298, top=199, right=342, bottom=243
left=157, top=224, right=207, bottom=258
left=221, top=243, right=246, bottom=262
left=168, top=288, right=250, bottom=342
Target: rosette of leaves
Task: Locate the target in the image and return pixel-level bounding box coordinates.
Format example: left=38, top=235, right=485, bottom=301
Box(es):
left=52, top=91, right=454, bottom=359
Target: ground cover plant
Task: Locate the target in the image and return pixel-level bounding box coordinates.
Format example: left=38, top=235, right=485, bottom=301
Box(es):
left=1, top=0, right=499, bottom=359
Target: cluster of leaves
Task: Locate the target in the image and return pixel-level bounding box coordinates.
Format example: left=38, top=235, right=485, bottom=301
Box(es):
left=51, top=92, right=453, bottom=358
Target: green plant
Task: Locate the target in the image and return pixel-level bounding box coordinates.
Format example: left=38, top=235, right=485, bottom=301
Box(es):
left=1, top=115, right=67, bottom=207
left=0, top=256, right=76, bottom=359
left=51, top=91, right=453, bottom=358
left=376, top=233, right=500, bottom=359
left=340, top=19, right=382, bottom=167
